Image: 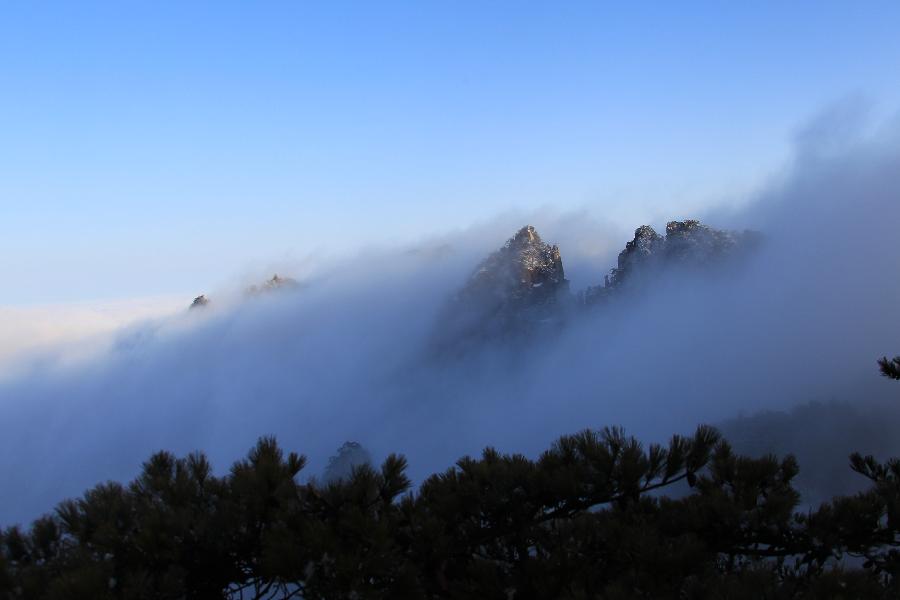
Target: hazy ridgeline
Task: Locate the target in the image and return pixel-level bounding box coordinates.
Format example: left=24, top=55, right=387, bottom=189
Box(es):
left=1, top=112, right=899, bottom=526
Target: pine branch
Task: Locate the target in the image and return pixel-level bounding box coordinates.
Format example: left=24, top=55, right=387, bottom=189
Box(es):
left=878, top=356, right=900, bottom=380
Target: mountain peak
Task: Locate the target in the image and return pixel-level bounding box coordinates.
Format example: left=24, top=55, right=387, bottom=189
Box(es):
left=466, top=225, right=567, bottom=300
left=432, top=225, right=569, bottom=350
left=510, top=224, right=541, bottom=246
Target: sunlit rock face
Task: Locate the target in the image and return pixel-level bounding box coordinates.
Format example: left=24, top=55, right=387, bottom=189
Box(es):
left=462, top=225, right=569, bottom=308
left=434, top=225, right=571, bottom=351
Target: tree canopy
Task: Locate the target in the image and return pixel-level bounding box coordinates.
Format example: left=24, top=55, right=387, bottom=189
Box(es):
left=2, top=424, right=900, bottom=599
left=3, top=357, right=899, bottom=598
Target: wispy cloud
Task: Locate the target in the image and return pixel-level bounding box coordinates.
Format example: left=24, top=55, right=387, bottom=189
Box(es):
left=0, top=296, right=186, bottom=379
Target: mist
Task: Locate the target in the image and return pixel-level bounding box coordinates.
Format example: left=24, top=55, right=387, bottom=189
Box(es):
left=2, top=109, right=899, bottom=526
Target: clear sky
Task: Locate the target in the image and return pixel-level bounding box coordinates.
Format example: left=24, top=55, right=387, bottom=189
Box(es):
left=3, top=1, right=900, bottom=304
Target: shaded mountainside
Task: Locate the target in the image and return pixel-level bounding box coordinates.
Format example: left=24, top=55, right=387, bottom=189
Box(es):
left=434, top=219, right=759, bottom=351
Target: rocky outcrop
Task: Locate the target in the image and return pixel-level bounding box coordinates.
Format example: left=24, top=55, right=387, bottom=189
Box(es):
left=607, top=224, right=665, bottom=289
left=434, top=226, right=570, bottom=350
left=662, top=219, right=749, bottom=265
left=583, top=220, right=758, bottom=304
left=189, top=295, right=209, bottom=309
left=461, top=225, right=568, bottom=308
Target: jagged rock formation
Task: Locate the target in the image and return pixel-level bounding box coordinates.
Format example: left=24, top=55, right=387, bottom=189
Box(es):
left=608, top=224, right=665, bottom=289
left=583, top=220, right=758, bottom=304
left=434, top=219, right=758, bottom=351
left=189, top=295, right=209, bottom=309
left=662, top=219, right=750, bottom=266
left=434, top=225, right=570, bottom=350
left=462, top=225, right=568, bottom=308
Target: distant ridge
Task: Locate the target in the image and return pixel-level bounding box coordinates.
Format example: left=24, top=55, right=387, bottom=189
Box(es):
left=188, top=274, right=300, bottom=310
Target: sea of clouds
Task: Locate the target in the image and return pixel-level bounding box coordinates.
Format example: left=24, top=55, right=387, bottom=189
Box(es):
left=1, top=107, right=899, bottom=525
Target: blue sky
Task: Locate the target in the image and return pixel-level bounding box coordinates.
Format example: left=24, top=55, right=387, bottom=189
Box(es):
left=3, top=2, right=900, bottom=304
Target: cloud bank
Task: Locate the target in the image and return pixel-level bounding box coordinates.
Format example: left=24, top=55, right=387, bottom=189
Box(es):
left=2, top=108, right=899, bottom=525
left=0, top=296, right=185, bottom=380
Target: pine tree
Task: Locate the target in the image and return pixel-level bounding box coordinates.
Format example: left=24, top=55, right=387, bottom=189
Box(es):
left=879, top=355, right=900, bottom=380
left=5, top=398, right=900, bottom=597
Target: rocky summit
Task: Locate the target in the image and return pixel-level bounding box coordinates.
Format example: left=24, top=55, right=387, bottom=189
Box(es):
left=461, top=225, right=568, bottom=309
left=433, top=225, right=570, bottom=350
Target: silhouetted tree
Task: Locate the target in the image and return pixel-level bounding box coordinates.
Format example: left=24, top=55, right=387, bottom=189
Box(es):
left=879, top=355, right=900, bottom=380
left=4, top=422, right=900, bottom=599
left=3, top=350, right=900, bottom=598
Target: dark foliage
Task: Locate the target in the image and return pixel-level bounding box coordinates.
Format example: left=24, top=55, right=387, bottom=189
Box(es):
left=1, top=360, right=897, bottom=598
left=879, top=356, right=900, bottom=380
left=2, top=424, right=900, bottom=599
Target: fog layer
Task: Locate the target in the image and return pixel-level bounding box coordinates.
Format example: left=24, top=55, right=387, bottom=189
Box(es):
left=2, top=112, right=899, bottom=525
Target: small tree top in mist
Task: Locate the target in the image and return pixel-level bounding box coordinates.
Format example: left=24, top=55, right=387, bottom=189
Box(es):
left=322, top=440, right=372, bottom=483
